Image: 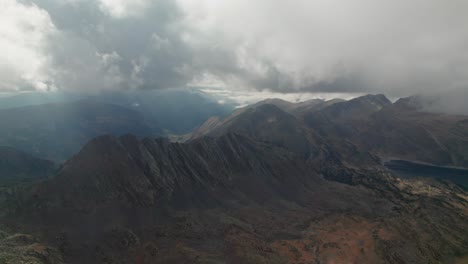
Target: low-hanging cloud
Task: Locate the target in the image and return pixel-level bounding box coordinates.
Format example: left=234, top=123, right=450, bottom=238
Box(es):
left=1, top=0, right=468, bottom=98
left=179, top=0, right=468, bottom=97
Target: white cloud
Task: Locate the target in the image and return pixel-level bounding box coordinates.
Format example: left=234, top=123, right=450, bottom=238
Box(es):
left=96, top=51, right=125, bottom=88
left=98, top=0, right=149, bottom=18
left=0, top=0, right=56, bottom=91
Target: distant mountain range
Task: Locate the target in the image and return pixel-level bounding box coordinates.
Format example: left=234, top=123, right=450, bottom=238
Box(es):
left=195, top=94, right=468, bottom=167
left=0, top=89, right=233, bottom=161
left=0, top=100, right=159, bottom=161
left=0, top=146, right=55, bottom=187
left=1, top=94, right=467, bottom=263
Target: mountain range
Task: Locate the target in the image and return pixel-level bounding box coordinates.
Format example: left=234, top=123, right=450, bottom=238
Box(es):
left=0, top=89, right=233, bottom=161
left=0, top=94, right=467, bottom=263
left=0, top=146, right=55, bottom=187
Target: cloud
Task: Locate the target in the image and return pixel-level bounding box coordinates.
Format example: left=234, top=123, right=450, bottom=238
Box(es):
left=412, top=88, right=468, bottom=115
left=0, top=0, right=56, bottom=92
left=98, top=0, right=148, bottom=18
left=1, top=0, right=468, bottom=98
left=199, top=87, right=360, bottom=108
left=13, top=0, right=192, bottom=92
left=178, top=0, right=468, bottom=96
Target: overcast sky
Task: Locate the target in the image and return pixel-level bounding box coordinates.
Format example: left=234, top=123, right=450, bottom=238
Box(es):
left=1, top=0, right=468, bottom=99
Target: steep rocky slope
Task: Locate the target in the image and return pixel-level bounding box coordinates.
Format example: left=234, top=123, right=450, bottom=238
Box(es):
left=3, top=135, right=467, bottom=263
left=23, top=133, right=325, bottom=211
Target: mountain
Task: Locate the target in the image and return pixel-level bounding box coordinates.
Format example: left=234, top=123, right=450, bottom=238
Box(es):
left=0, top=89, right=234, bottom=161
left=25, top=133, right=323, bottom=211
left=211, top=95, right=385, bottom=137
left=92, top=89, right=234, bottom=134
left=356, top=102, right=468, bottom=167
left=246, top=98, right=327, bottom=114
left=259, top=94, right=468, bottom=168
left=301, top=94, right=468, bottom=167
left=392, top=90, right=468, bottom=115
left=2, top=134, right=468, bottom=263
left=192, top=96, right=387, bottom=169
left=0, top=89, right=235, bottom=135
left=0, top=92, right=82, bottom=109
left=0, top=100, right=160, bottom=161
left=193, top=92, right=468, bottom=187
left=192, top=104, right=317, bottom=155
left=317, top=94, right=391, bottom=120
left=300, top=94, right=392, bottom=137
left=246, top=98, right=347, bottom=116
left=0, top=146, right=55, bottom=186
left=6, top=136, right=468, bottom=263
left=191, top=97, right=344, bottom=138
left=1, top=95, right=467, bottom=263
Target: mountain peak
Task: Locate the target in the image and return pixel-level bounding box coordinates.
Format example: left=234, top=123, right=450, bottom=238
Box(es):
left=353, top=94, right=391, bottom=105
left=255, top=98, right=291, bottom=106
left=251, top=102, right=286, bottom=113
left=193, top=102, right=315, bottom=155
left=306, top=94, right=391, bottom=123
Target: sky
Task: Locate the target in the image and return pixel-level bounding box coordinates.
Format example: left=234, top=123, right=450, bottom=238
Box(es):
left=1, top=0, right=468, bottom=102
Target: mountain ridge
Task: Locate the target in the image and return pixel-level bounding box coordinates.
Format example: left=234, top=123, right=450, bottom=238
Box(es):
left=194, top=93, right=468, bottom=167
